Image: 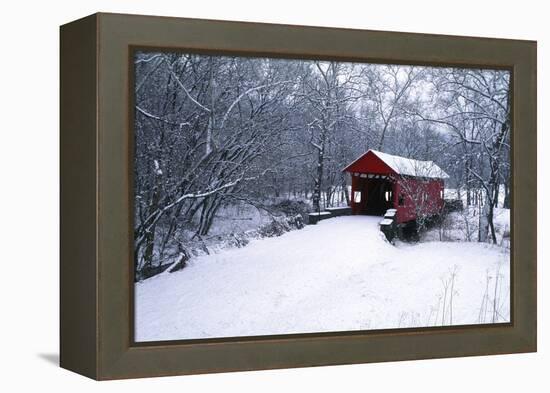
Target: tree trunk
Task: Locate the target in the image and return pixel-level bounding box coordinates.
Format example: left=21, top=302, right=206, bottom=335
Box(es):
left=488, top=185, right=498, bottom=243
left=312, top=138, right=326, bottom=213
left=465, top=158, right=472, bottom=206
left=206, top=62, right=216, bottom=155
left=503, top=178, right=511, bottom=209
left=341, top=173, right=350, bottom=206
left=326, top=186, right=333, bottom=208
left=142, top=184, right=160, bottom=269
left=196, top=195, right=222, bottom=237
left=478, top=201, right=488, bottom=242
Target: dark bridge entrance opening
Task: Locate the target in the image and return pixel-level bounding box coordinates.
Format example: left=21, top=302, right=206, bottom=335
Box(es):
left=365, top=178, right=393, bottom=215
left=352, top=176, right=394, bottom=216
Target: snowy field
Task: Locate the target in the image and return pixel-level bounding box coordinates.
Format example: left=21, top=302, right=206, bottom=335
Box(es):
left=135, top=216, right=510, bottom=341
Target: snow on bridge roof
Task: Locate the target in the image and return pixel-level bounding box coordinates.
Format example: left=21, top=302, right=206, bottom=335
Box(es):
left=344, top=149, right=449, bottom=179
left=372, top=150, right=449, bottom=179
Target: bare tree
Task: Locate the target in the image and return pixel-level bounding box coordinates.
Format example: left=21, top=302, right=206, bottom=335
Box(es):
left=365, top=65, right=425, bottom=150
left=133, top=51, right=511, bottom=279
left=415, top=68, right=510, bottom=243
left=298, top=61, right=366, bottom=211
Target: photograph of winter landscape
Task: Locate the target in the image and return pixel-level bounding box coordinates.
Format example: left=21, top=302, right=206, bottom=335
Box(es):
left=133, top=50, right=511, bottom=342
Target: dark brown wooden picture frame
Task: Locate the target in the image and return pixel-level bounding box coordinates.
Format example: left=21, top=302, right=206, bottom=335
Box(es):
left=60, top=12, right=537, bottom=380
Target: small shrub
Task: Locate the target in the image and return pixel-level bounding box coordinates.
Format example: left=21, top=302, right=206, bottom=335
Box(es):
left=228, top=233, right=250, bottom=248
left=258, top=219, right=286, bottom=237
left=271, top=199, right=311, bottom=220
left=258, top=214, right=304, bottom=238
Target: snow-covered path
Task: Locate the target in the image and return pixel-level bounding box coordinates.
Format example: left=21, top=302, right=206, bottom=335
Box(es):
left=135, top=216, right=510, bottom=341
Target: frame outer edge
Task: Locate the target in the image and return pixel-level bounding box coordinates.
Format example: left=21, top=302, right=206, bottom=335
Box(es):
left=514, top=41, right=537, bottom=351
left=60, top=13, right=99, bottom=380
left=92, top=13, right=537, bottom=379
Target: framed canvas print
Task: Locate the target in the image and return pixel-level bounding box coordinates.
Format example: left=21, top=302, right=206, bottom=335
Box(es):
left=60, top=13, right=537, bottom=380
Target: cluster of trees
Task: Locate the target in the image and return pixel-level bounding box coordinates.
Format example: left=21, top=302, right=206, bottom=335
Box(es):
left=419, top=68, right=511, bottom=242
left=134, top=51, right=511, bottom=274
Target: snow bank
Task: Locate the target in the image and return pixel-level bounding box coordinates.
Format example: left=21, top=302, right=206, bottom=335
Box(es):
left=135, top=216, right=510, bottom=341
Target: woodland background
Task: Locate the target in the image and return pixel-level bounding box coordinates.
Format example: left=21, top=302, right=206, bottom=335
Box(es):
left=134, top=53, right=511, bottom=277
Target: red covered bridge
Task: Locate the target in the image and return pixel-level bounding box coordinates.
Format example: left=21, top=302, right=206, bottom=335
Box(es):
left=343, top=150, right=449, bottom=225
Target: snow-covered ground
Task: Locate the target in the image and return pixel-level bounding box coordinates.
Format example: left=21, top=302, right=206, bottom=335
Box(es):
left=423, top=206, right=510, bottom=245
left=135, top=216, right=510, bottom=342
